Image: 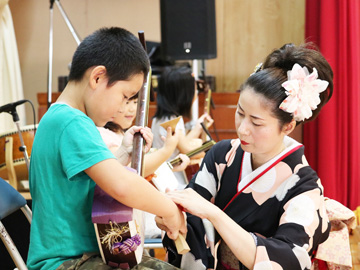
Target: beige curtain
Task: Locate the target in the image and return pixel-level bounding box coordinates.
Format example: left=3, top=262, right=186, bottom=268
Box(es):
left=0, top=0, right=26, bottom=134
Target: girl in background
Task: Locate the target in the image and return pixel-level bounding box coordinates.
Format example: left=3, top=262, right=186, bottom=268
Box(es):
left=152, top=66, right=214, bottom=188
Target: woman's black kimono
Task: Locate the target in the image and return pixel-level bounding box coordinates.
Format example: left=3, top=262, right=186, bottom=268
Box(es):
left=163, top=137, right=330, bottom=270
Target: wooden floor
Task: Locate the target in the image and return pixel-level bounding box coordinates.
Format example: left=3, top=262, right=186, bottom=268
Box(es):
left=153, top=248, right=167, bottom=261
left=351, top=226, right=360, bottom=270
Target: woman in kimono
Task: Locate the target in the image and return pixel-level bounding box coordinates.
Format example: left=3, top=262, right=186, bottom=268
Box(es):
left=156, top=43, right=334, bottom=270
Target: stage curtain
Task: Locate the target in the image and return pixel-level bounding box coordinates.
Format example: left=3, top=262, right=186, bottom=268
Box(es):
left=0, top=0, right=26, bottom=133
left=304, top=0, right=360, bottom=210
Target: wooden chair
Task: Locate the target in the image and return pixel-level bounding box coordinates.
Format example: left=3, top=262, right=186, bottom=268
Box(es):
left=0, top=128, right=34, bottom=200
left=4, top=136, right=18, bottom=188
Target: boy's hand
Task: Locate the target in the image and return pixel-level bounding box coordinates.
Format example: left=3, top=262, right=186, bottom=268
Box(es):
left=155, top=205, right=187, bottom=240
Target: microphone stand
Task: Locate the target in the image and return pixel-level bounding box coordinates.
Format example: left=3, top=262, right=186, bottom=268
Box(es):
left=47, top=0, right=81, bottom=109
left=54, top=0, right=81, bottom=45
left=48, top=0, right=54, bottom=109
left=8, top=109, right=30, bottom=172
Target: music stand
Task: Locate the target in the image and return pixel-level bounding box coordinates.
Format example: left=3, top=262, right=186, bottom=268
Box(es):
left=47, top=0, right=81, bottom=109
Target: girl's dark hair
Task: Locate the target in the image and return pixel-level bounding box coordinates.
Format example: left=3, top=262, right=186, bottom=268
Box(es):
left=154, top=66, right=195, bottom=119
left=104, top=121, right=122, bottom=133
left=240, top=43, right=333, bottom=126
left=68, top=27, right=149, bottom=86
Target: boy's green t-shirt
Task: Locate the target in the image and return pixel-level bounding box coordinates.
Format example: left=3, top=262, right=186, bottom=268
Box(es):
left=27, top=104, right=115, bottom=270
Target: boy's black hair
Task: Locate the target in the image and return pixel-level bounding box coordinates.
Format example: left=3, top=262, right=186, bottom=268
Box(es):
left=68, top=27, right=150, bottom=85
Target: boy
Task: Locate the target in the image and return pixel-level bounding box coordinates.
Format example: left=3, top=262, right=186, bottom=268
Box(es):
left=27, top=27, right=185, bottom=270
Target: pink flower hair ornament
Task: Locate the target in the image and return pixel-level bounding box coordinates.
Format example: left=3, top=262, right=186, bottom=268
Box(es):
left=279, top=63, right=329, bottom=122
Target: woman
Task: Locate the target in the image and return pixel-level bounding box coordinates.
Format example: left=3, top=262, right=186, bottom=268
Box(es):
left=152, top=65, right=214, bottom=188
left=156, top=44, right=333, bottom=269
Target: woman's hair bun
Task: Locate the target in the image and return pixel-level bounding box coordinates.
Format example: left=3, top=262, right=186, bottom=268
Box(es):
left=243, top=43, right=334, bottom=125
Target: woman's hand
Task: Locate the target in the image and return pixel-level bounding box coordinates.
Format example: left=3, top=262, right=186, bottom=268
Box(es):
left=166, top=188, right=215, bottom=220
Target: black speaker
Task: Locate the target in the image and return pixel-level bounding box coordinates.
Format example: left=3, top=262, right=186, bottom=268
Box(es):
left=160, top=0, right=217, bottom=60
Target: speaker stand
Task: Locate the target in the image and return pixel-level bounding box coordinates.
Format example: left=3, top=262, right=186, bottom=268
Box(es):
left=186, top=60, right=200, bottom=132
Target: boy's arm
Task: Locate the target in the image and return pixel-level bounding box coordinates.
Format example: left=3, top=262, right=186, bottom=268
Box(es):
left=85, top=158, right=186, bottom=239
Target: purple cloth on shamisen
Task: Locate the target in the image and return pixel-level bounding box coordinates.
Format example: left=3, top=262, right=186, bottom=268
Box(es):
left=91, top=167, right=137, bottom=224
